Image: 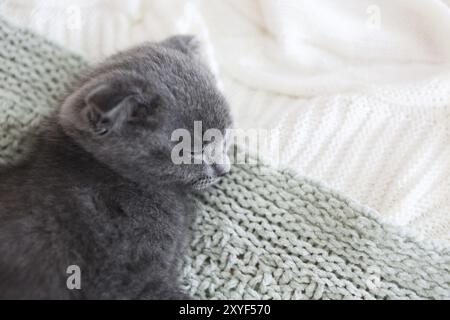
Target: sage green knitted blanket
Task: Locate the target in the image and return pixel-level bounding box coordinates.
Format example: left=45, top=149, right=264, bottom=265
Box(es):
left=0, top=18, right=449, bottom=300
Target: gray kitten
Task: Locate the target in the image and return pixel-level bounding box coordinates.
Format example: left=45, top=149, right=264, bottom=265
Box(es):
left=0, top=36, right=232, bottom=299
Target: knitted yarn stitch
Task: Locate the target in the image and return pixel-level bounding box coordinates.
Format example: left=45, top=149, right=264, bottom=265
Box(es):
left=182, top=163, right=449, bottom=299
left=0, top=17, right=449, bottom=299
left=0, top=18, right=86, bottom=166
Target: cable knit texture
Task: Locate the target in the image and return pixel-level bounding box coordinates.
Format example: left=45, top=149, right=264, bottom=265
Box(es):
left=0, top=18, right=449, bottom=300
left=184, top=164, right=450, bottom=299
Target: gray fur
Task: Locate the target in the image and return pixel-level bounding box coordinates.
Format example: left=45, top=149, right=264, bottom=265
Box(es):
left=0, top=36, right=232, bottom=299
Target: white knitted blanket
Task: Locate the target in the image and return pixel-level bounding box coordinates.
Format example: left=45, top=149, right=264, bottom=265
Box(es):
left=2, top=0, right=449, bottom=241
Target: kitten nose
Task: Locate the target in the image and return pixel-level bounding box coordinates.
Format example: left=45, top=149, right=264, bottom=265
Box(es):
left=213, top=164, right=229, bottom=177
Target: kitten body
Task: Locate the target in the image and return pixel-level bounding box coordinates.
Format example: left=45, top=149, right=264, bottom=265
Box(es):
left=0, top=36, right=232, bottom=299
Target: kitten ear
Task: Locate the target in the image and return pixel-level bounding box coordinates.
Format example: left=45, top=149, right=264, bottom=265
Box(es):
left=161, top=35, right=201, bottom=57
left=84, top=84, right=154, bottom=136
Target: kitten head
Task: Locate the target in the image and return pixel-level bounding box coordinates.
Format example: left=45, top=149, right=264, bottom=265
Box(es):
left=59, top=36, right=233, bottom=190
